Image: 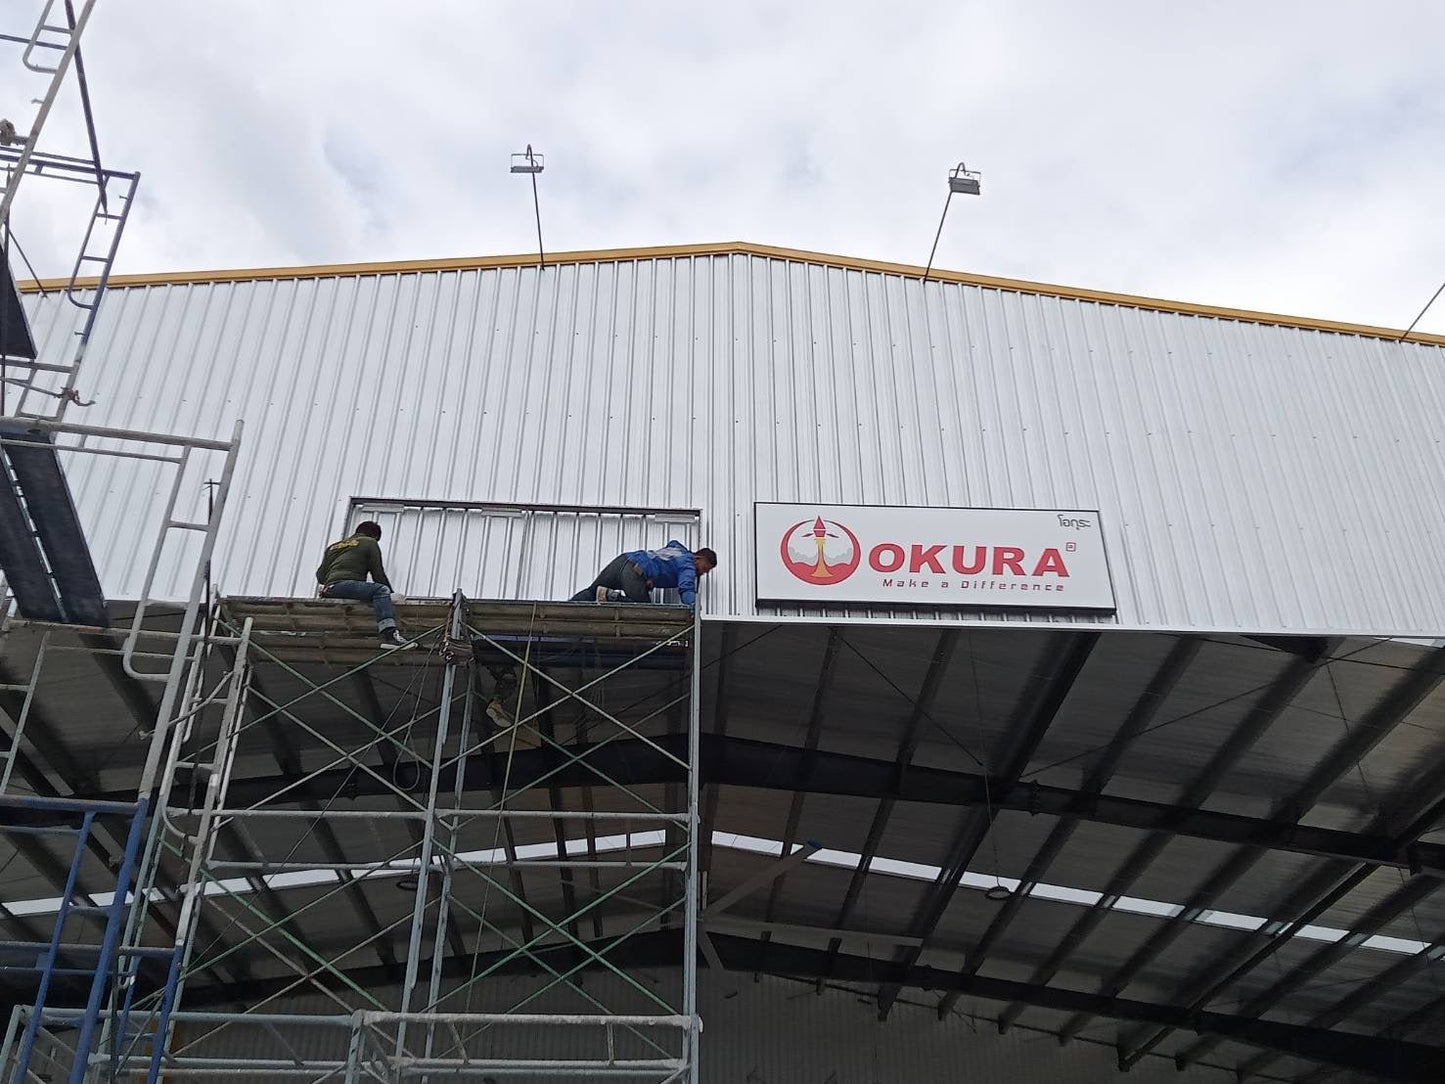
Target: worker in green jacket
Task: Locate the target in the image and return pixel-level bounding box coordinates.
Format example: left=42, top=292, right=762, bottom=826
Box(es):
left=315, top=521, right=413, bottom=650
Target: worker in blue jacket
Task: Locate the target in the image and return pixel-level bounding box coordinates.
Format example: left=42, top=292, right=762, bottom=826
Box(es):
left=570, top=541, right=716, bottom=612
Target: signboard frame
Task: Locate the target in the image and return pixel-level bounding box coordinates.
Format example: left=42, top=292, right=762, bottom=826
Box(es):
left=753, top=502, right=1117, bottom=612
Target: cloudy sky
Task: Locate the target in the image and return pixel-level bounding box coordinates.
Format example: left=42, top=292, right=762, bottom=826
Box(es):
left=8, top=0, right=1445, bottom=333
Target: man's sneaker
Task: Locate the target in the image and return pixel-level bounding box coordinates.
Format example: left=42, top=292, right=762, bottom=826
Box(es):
left=595, top=586, right=611, bottom=603
left=379, top=629, right=415, bottom=651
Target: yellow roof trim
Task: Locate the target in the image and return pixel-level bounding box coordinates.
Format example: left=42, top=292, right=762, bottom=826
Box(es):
left=17, top=240, right=1444, bottom=346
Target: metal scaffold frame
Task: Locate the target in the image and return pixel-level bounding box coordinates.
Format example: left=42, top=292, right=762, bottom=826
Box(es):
left=0, top=417, right=242, bottom=1083
left=62, top=590, right=704, bottom=1082
left=2, top=0, right=141, bottom=424
left=0, top=149, right=139, bottom=420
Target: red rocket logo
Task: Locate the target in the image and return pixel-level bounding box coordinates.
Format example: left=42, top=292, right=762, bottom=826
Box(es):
left=781, top=516, right=862, bottom=586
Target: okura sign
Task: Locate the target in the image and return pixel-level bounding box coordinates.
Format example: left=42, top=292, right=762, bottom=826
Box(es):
left=755, top=503, right=1116, bottom=611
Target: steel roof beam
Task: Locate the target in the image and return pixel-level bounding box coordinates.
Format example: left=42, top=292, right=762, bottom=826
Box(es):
left=875, top=631, right=1100, bottom=1019
left=1293, top=996, right=1445, bottom=1084
left=74, top=732, right=1445, bottom=871
left=1005, top=647, right=1331, bottom=1035
left=1097, top=645, right=1445, bottom=1058
left=1386, top=993, right=1445, bottom=1043
left=1237, top=932, right=1445, bottom=1080
left=936, top=635, right=1201, bottom=1017
left=1174, top=874, right=1440, bottom=1072
left=758, top=630, right=840, bottom=968
left=1158, top=752, right=1445, bottom=1071
left=822, top=629, right=958, bottom=983
left=1289, top=993, right=1445, bottom=1084
left=1121, top=772, right=1445, bottom=1070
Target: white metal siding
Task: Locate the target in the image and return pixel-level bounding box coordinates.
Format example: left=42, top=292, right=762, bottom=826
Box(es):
left=342, top=499, right=699, bottom=602
left=22, top=253, right=1445, bottom=634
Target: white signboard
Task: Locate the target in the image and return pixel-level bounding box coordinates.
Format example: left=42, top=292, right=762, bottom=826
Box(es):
left=754, top=503, right=1115, bottom=611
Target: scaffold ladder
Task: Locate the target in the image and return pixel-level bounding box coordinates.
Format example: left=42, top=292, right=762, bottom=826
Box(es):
left=0, top=0, right=101, bottom=226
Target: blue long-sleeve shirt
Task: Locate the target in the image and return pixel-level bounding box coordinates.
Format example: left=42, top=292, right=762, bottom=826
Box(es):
left=624, top=540, right=700, bottom=609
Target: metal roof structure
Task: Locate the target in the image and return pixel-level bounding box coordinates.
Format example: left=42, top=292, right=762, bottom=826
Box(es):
left=0, top=604, right=1441, bottom=1080
left=1, top=242, right=1443, bottom=1081
left=13, top=243, right=1445, bottom=634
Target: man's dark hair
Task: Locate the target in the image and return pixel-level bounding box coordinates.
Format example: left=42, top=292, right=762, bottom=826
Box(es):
left=355, top=521, right=383, bottom=540
left=696, top=547, right=717, bottom=566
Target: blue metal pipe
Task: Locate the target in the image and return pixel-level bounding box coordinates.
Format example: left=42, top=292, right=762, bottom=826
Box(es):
left=69, top=798, right=148, bottom=1084
left=13, top=812, right=93, bottom=1083
left=141, top=930, right=185, bottom=1082
left=0, top=794, right=140, bottom=814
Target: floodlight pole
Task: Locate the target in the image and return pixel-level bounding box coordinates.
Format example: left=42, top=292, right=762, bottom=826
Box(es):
left=511, top=144, right=546, bottom=270
left=922, top=196, right=952, bottom=285
left=530, top=171, right=544, bottom=270
left=922, top=161, right=982, bottom=284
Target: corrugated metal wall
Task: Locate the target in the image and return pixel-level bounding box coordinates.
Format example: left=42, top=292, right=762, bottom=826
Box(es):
left=341, top=499, right=699, bottom=601
left=22, top=252, right=1445, bottom=634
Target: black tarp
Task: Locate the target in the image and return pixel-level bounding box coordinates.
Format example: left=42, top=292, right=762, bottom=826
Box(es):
left=0, top=258, right=38, bottom=361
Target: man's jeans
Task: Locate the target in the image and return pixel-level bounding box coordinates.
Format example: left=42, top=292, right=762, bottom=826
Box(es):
left=322, top=581, right=397, bottom=630
left=569, top=555, right=651, bottom=603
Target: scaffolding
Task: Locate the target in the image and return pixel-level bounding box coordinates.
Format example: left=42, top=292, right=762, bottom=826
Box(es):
left=4, top=591, right=700, bottom=1082
left=0, top=416, right=241, bottom=1082
left=0, top=444, right=709, bottom=1083
left=2, top=583, right=702, bottom=1082
left=1, top=0, right=140, bottom=423
left=0, top=6, right=266, bottom=1079
left=0, top=6, right=705, bottom=1068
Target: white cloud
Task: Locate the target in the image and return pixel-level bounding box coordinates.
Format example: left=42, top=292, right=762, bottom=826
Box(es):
left=5, top=0, right=1444, bottom=333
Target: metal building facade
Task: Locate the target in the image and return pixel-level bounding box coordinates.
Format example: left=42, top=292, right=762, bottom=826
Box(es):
left=21, top=243, right=1445, bottom=634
